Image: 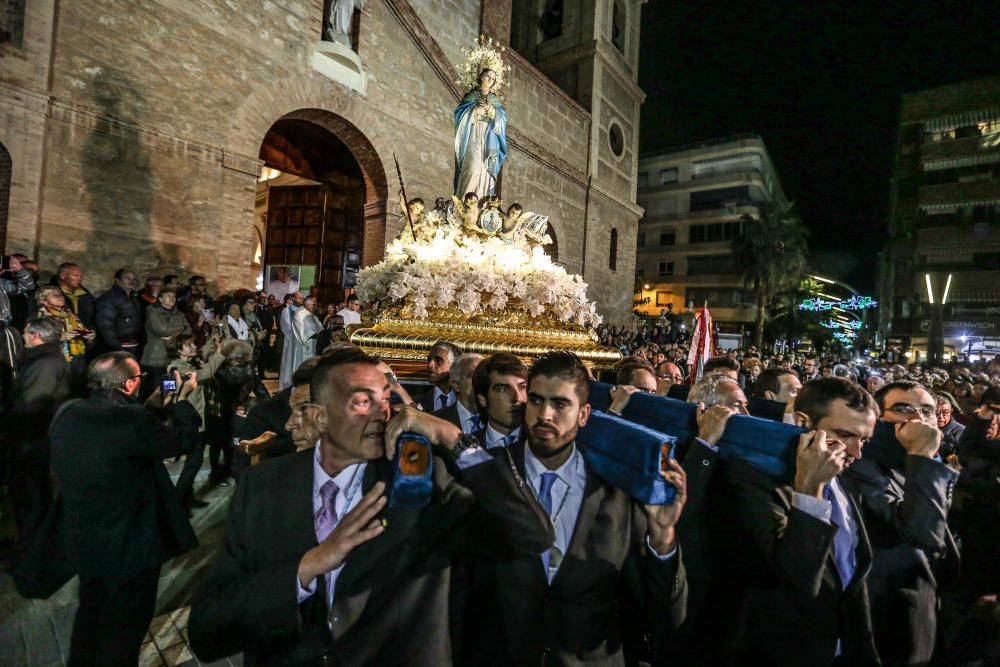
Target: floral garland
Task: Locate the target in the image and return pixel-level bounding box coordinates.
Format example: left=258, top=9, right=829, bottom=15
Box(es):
left=456, top=35, right=512, bottom=95
left=357, top=226, right=602, bottom=327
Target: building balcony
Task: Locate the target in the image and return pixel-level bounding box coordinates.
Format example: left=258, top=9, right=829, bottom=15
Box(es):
left=641, top=204, right=760, bottom=225
left=920, top=135, right=991, bottom=163
left=649, top=169, right=770, bottom=195
left=919, top=179, right=1000, bottom=207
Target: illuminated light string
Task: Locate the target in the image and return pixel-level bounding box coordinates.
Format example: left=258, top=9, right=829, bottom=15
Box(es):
left=798, top=295, right=878, bottom=312
left=820, top=319, right=862, bottom=330
left=833, top=332, right=857, bottom=343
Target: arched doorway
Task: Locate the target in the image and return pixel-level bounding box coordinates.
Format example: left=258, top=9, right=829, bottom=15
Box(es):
left=0, top=142, right=10, bottom=253
left=256, top=110, right=387, bottom=306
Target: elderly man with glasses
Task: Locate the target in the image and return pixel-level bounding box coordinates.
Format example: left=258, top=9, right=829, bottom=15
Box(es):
left=47, top=352, right=201, bottom=665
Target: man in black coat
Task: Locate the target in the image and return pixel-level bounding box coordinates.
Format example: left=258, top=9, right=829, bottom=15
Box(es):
left=188, top=347, right=553, bottom=666
left=850, top=381, right=960, bottom=665
left=49, top=351, right=201, bottom=666
left=232, top=359, right=321, bottom=481
left=465, top=352, right=690, bottom=666
left=724, top=378, right=881, bottom=666
left=7, top=317, right=71, bottom=544
left=415, top=341, right=461, bottom=412
left=95, top=268, right=144, bottom=355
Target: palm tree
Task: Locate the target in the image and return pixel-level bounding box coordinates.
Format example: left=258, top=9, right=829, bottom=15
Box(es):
left=732, top=201, right=809, bottom=350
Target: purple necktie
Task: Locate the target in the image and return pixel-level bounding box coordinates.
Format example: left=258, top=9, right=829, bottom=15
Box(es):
left=824, top=482, right=856, bottom=588
left=315, top=479, right=340, bottom=544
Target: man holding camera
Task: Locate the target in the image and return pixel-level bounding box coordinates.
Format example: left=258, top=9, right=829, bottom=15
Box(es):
left=49, top=352, right=202, bottom=666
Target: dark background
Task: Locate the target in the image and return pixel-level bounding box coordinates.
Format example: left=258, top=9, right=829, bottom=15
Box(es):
left=638, top=1, right=1000, bottom=292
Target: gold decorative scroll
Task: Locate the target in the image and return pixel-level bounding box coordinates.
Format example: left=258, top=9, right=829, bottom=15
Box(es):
left=349, top=306, right=622, bottom=370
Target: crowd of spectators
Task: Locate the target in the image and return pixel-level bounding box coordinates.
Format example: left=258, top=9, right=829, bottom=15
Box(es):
left=2, top=255, right=999, bottom=665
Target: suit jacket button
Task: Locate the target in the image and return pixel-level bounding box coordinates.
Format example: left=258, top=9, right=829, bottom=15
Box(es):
left=702, top=459, right=710, bottom=466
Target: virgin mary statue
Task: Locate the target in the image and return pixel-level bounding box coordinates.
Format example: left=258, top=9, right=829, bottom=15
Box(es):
left=454, top=67, right=507, bottom=198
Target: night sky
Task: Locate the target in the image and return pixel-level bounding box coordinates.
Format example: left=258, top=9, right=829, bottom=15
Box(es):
left=638, top=1, right=1000, bottom=292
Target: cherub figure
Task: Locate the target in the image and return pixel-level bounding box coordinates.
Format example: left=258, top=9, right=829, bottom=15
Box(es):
left=451, top=191, right=482, bottom=234
left=498, top=203, right=532, bottom=242
left=396, top=194, right=435, bottom=242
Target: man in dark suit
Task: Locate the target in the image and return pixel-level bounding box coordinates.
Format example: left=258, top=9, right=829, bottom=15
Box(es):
left=470, top=352, right=527, bottom=451
left=433, top=352, right=483, bottom=432
left=8, top=317, right=71, bottom=544
left=49, top=352, right=201, bottom=666
left=466, top=352, right=689, bottom=666
left=848, top=381, right=959, bottom=665
left=724, top=377, right=880, bottom=666
left=232, top=358, right=322, bottom=480
left=416, top=340, right=462, bottom=412
left=188, top=347, right=553, bottom=666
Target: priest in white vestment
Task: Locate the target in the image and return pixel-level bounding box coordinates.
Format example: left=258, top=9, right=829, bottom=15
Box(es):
left=282, top=296, right=322, bottom=390
left=278, top=292, right=304, bottom=389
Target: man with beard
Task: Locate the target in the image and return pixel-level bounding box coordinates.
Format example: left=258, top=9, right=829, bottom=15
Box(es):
left=416, top=341, right=461, bottom=412
left=465, top=351, right=689, bottom=666
left=471, top=352, right=527, bottom=451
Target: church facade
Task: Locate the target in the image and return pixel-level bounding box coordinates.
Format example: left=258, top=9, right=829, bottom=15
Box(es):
left=0, top=0, right=645, bottom=323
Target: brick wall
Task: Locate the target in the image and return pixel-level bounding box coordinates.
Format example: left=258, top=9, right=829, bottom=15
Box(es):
left=4, top=0, right=641, bottom=323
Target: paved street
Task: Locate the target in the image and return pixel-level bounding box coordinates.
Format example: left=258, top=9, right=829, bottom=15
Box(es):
left=0, top=460, right=237, bottom=667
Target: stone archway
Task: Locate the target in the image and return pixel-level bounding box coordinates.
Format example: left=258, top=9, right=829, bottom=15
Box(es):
left=257, top=109, right=388, bottom=305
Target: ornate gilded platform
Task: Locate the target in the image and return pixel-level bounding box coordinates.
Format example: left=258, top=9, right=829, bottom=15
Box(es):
left=350, top=305, right=623, bottom=375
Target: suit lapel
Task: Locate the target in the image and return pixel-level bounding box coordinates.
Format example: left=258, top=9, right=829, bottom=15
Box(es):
left=844, top=488, right=872, bottom=596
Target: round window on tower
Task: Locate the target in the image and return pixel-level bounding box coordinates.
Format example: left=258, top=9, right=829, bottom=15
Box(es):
left=608, top=121, right=625, bottom=158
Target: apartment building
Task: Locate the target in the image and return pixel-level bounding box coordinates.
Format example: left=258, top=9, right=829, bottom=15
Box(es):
left=634, top=134, right=787, bottom=333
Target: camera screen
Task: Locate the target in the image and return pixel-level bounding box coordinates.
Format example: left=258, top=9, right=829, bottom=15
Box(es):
left=162, top=379, right=178, bottom=392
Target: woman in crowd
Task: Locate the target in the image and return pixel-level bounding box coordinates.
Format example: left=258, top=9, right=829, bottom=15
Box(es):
left=206, top=339, right=257, bottom=486
left=222, top=299, right=251, bottom=346
left=140, top=286, right=191, bottom=399
left=35, top=285, right=96, bottom=392
left=183, top=294, right=218, bottom=348
left=167, top=331, right=226, bottom=512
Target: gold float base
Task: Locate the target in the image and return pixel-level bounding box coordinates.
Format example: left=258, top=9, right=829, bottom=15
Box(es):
left=349, top=307, right=622, bottom=374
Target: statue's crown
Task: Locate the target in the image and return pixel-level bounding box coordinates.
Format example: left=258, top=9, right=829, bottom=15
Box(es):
left=456, top=35, right=511, bottom=94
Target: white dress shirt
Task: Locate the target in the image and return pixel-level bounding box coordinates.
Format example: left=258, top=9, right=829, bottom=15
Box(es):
left=524, top=442, right=585, bottom=583
left=297, top=442, right=367, bottom=607
left=297, top=438, right=492, bottom=605
left=484, top=424, right=521, bottom=450
left=455, top=401, right=480, bottom=433
left=431, top=386, right=456, bottom=410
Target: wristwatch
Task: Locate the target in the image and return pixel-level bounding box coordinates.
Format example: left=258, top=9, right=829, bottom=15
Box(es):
left=448, top=432, right=480, bottom=462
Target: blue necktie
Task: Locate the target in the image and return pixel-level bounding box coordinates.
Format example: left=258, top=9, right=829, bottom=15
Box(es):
left=499, top=434, right=515, bottom=448
left=538, top=472, right=558, bottom=574
left=438, top=394, right=448, bottom=410
left=468, top=414, right=482, bottom=432
left=824, top=482, right=856, bottom=588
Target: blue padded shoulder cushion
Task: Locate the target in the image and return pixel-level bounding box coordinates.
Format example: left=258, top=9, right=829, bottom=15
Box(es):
left=577, top=410, right=678, bottom=505
left=748, top=396, right=787, bottom=422
left=864, top=421, right=908, bottom=473
left=589, top=381, right=806, bottom=479
left=388, top=432, right=434, bottom=508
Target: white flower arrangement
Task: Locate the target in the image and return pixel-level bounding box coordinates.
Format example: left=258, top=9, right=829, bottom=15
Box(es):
left=456, top=35, right=512, bottom=95
left=357, top=225, right=603, bottom=327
